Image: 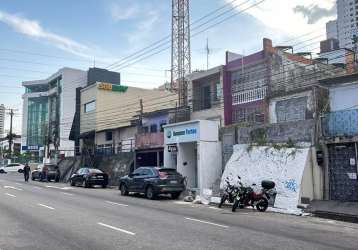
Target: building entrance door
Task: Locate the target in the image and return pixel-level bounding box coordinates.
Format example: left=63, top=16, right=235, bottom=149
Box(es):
left=329, top=143, right=358, bottom=201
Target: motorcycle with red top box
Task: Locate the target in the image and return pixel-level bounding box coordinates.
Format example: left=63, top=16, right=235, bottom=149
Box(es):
left=232, top=177, right=276, bottom=212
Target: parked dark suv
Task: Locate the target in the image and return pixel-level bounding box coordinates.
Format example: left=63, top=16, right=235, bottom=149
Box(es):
left=119, top=167, right=186, bottom=199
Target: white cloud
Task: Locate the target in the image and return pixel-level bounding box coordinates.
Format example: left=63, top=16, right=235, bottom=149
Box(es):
left=0, top=10, right=96, bottom=60
left=109, top=2, right=139, bottom=22
left=225, top=0, right=336, bottom=44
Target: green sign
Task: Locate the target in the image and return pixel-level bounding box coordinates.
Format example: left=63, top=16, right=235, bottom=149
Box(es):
left=97, top=82, right=128, bottom=92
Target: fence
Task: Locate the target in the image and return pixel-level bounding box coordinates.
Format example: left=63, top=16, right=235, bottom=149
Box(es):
left=322, top=109, right=358, bottom=137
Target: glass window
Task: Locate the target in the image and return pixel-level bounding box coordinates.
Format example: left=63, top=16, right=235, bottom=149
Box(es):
left=142, top=169, right=153, bottom=176
left=160, top=122, right=167, bottom=132
left=150, top=124, right=157, bottom=133
left=105, top=131, right=113, bottom=141
left=84, top=101, right=96, bottom=113
left=132, top=168, right=143, bottom=175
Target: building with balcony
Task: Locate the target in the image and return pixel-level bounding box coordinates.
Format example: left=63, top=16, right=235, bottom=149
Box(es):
left=187, top=66, right=224, bottom=123
left=76, top=82, right=178, bottom=160
left=320, top=73, right=358, bottom=201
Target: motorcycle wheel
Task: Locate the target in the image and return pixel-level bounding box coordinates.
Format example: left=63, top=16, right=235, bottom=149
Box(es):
left=218, top=194, right=227, bottom=208
left=256, top=198, right=269, bottom=212
left=232, top=199, right=239, bottom=212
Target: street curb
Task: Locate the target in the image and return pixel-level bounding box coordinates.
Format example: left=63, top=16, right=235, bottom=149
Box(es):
left=312, top=211, right=358, bottom=224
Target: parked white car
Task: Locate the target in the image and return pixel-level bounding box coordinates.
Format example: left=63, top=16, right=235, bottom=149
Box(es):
left=0, top=163, right=25, bottom=174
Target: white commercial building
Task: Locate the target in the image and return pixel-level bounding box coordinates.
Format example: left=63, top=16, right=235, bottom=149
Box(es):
left=22, top=68, right=87, bottom=157
left=328, top=0, right=358, bottom=51
left=163, top=120, right=222, bottom=196
left=326, top=20, right=339, bottom=40
left=0, top=104, right=5, bottom=138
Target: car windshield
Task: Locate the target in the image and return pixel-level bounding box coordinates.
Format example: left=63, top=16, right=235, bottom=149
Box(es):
left=46, top=165, right=57, bottom=171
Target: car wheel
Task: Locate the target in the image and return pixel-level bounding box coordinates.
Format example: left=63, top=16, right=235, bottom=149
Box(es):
left=0, top=169, right=4, bottom=174
left=31, top=176, right=35, bottom=181
left=55, top=178, right=60, bottom=183
left=18, top=169, right=24, bottom=174
left=145, top=186, right=156, bottom=200
left=102, top=184, right=107, bottom=188
left=120, top=184, right=129, bottom=196
left=171, top=192, right=181, bottom=200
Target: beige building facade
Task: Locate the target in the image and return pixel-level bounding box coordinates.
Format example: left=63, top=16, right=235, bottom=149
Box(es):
left=80, top=82, right=178, bottom=153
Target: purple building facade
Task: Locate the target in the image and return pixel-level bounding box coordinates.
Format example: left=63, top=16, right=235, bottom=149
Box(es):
left=223, top=38, right=274, bottom=125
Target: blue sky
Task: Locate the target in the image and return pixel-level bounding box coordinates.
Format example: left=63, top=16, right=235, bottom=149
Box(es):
left=0, top=0, right=336, bottom=133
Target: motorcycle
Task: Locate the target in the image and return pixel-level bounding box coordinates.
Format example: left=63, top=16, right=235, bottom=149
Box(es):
left=232, top=178, right=276, bottom=212
left=218, top=176, right=240, bottom=208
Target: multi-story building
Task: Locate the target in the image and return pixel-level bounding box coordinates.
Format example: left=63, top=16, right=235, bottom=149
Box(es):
left=337, top=0, right=358, bottom=50
left=22, top=67, right=121, bottom=158
left=22, top=67, right=87, bottom=157
left=326, top=0, right=358, bottom=52
left=0, top=104, right=5, bottom=138
left=320, top=73, right=358, bottom=201
left=77, top=82, right=177, bottom=158
left=326, top=20, right=339, bottom=40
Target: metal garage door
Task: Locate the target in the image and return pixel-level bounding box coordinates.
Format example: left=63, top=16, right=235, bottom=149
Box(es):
left=329, top=143, right=358, bottom=201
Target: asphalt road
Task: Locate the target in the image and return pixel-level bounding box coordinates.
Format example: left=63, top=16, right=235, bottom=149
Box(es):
left=1, top=173, right=358, bottom=250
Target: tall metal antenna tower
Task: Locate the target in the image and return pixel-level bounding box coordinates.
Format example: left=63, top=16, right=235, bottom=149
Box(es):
left=171, top=0, right=191, bottom=106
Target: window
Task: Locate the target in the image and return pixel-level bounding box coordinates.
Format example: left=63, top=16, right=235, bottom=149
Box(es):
left=215, top=82, right=222, bottom=100
left=150, top=124, right=157, bottom=133
left=160, top=121, right=167, bottom=132
left=142, top=169, right=153, bottom=176
left=84, top=101, right=95, bottom=113
left=105, top=131, right=113, bottom=141
left=133, top=168, right=143, bottom=175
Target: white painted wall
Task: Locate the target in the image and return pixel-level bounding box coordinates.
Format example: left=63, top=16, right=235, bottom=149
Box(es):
left=177, top=142, right=197, bottom=188
left=198, top=141, right=222, bottom=193
left=199, top=120, right=220, bottom=142
left=330, top=84, right=358, bottom=111
left=221, top=145, right=312, bottom=213
left=60, top=68, right=87, bottom=156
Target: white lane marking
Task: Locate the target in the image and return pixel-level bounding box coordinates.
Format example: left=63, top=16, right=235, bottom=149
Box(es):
left=105, top=201, right=129, bottom=207
left=5, top=193, right=16, bottom=198
left=61, top=192, right=74, bottom=196
left=15, top=183, right=23, bottom=186
left=46, top=185, right=75, bottom=190
left=46, top=185, right=62, bottom=189
left=208, top=207, right=223, bottom=210
left=4, top=186, right=23, bottom=191
left=185, top=217, right=229, bottom=228
left=97, top=222, right=136, bottom=236
left=38, top=204, right=55, bottom=210
left=33, top=186, right=43, bottom=190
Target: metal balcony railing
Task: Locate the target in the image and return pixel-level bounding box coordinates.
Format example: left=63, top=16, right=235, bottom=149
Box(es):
left=232, top=86, right=267, bottom=105
left=135, top=132, right=164, bottom=149
left=322, top=109, right=358, bottom=137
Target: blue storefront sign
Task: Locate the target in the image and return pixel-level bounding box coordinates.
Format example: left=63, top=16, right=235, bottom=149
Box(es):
left=164, top=122, right=199, bottom=144
left=22, top=145, right=40, bottom=151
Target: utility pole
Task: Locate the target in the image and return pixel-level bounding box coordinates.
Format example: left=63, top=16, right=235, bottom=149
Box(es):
left=8, top=109, right=14, bottom=159
left=206, top=38, right=210, bottom=70
left=353, top=35, right=358, bottom=63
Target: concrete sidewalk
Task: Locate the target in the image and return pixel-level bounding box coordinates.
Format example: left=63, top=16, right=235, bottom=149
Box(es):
left=309, top=200, right=358, bottom=223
